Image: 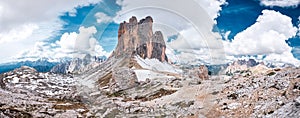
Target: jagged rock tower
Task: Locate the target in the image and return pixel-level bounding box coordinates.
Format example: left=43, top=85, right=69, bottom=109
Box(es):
left=79, top=16, right=170, bottom=93
left=113, top=16, right=168, bottom=62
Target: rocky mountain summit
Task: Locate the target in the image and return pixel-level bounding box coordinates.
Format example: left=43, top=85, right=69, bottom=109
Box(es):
left=78, top=16, right=176, bottom=94
left=0, top=16, right=300, bottom=117
left=113, top=16, right=168, bottom=62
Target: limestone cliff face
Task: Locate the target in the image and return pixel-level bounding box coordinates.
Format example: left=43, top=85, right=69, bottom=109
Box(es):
left=113, top=16, right=168, bottom=62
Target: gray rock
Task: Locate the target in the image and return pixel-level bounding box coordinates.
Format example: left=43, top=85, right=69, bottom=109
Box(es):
left=109, top=67, right=138, bottom=93
left=266, top=96, right=300, bottom=118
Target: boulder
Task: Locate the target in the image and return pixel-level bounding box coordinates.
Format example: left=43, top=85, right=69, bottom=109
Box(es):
left=198, top=65, right=209, bottom=80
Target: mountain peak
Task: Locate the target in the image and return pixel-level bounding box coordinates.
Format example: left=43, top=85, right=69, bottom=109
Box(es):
left=114, top=16, right=168, bottom=62
left=138, top=16, right=153, bottom=24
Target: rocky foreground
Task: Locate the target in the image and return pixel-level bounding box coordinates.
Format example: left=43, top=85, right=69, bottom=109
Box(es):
left=0, top=63, right=300, bottom=117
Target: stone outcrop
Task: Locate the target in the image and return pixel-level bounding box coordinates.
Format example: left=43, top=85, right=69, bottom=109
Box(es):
left=109, top=67, right=138, bottom=93
left=198, top=65, right=209, bottom=80
left=113, top=16, right=168, bottom=62
left=186, top=65, right=209, bottom=85
left=225, top=59, right=259, bottom=75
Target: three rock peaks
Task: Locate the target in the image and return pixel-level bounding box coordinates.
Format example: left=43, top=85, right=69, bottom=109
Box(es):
left=113, top=16, right=168, bottom=62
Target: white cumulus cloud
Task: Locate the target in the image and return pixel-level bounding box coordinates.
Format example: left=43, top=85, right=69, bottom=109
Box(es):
left=0, top=0, right=102, bottom=32
left=259, top=0, right=300, bottom=7
left=56, top=32, right=78, bottom=51
left=14, top=26, right=110, bottom=62
left=75, top=26, right=97, bottom=51
left=194, top=0, right=227, bottom=22
left=224, top=10, right=299, bottom=65
left=0, top=0, right=102, bottom=63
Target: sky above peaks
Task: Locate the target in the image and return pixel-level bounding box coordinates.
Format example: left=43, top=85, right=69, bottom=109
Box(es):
left=0, top=0, right=300, bottom=65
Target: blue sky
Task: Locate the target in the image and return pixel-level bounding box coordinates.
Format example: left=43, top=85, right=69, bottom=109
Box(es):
left=0, top=0, right=300, bottom=65
left=55, top=1, right=120, bottom=51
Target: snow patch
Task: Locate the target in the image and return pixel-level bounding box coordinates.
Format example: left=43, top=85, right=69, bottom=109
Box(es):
left=134, top=70, right=175, bottom=81
left=11, top=77, right=20, bottom=83
left=135, top=56, right=182, bottom=74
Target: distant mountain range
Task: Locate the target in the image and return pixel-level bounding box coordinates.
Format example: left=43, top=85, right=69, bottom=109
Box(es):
left=0, top=59, right=59, bottom=74
left=0, top=55, right=107, bottom=74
